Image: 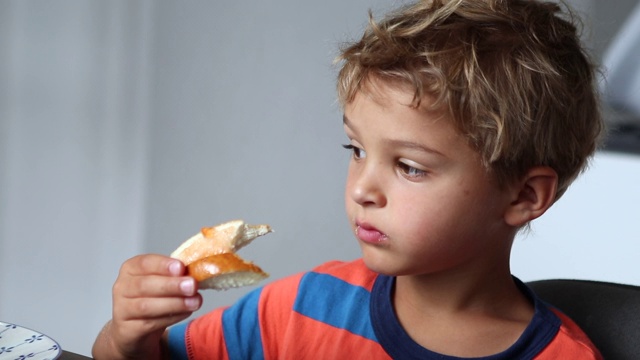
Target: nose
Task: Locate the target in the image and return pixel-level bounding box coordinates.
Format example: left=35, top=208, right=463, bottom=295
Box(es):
left=348, top=163, right=387, bottom=208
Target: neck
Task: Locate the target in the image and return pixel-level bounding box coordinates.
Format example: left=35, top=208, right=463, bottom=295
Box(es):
left=388, top=231, right=535, bottom=357
left=394, top=228, right=522, bottom=315
left=395, top=263, right=523, bottom=315
left=392, top=265, right=535, bottom=357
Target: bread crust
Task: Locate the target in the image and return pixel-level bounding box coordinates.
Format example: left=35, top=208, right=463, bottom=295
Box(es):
left=187, top=253, right=269, bottom=290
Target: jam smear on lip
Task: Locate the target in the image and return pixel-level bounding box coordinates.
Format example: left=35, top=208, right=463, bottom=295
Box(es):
left=356, top=225, right=388, bottom=243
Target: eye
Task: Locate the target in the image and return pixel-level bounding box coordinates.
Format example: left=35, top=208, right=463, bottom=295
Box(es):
left=397, top=161, right=427, bottom=178
left=342, top=144, right=366, bottom=160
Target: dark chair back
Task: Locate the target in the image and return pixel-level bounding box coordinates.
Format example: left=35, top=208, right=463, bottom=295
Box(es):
left=528, top=279, right=640, bottom=360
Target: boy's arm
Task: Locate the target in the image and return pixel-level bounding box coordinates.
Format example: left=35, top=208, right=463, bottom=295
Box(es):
left=92, top=254, right=202, bottom=360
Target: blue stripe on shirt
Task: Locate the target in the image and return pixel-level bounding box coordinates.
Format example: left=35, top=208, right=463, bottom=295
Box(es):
left=166, top=321, right=190, bottom=360
left=222, top=287, right=265, bottom=360
left=293, top=271, right=377, bottom=341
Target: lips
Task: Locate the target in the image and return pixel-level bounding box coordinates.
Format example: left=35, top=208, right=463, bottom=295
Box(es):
left=355, top=221, right=388, bottom=244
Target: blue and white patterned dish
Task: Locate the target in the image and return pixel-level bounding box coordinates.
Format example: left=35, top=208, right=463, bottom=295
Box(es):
left=0, top=322, right=61, bottom=360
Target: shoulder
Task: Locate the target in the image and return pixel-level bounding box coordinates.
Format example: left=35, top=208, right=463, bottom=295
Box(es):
left=258, top=258, right=377, bottom=308
left=306, top=258, right=377, bottom=290
left=537, top=308, right=603, bottom=360
left=258, top=258, right=373, bottom=294
left=512, top=278, right=603, bottom=360
left=256, top=258, right=376, bottom=317
left=256, top=258, right=383, bottom=358
left=260, top=258, right=378, bottom=335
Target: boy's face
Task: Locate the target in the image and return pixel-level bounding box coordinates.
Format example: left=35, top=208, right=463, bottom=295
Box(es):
left=343, top=81, right=515, bottom=278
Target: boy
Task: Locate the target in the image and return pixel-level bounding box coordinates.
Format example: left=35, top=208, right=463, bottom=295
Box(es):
left=93, top=0, right=604, bottom=359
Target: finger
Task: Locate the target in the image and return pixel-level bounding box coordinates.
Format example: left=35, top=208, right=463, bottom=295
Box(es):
left=123, top=275, right=198, bottom=298
left=121, top=254, right=185, bottom=277
left=118, top=294, right=202, bottom=321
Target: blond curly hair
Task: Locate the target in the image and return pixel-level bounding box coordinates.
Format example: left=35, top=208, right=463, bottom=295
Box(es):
left=336, top=0, right=604, bottom=200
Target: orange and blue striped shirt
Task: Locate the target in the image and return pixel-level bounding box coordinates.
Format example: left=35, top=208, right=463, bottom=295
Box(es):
left=166, top=259, right=602, bottom=359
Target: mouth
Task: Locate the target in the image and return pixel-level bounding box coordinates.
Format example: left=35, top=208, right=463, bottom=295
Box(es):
left=355, top=221, right=388, bottom=244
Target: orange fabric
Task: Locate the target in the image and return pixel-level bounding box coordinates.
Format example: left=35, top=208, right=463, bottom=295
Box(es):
left=186, top=308, right=230, bottom=360
left=258, top=272, right=303, bottom=360
left=174, top=260, right=602, bottom=360
left=533, top=309, right=603, bottom=359
left=270, top=311, right=390, bottom=360
left=311, top=259, right=377, bottom=291
left=259, top=264, right=385, bottom=359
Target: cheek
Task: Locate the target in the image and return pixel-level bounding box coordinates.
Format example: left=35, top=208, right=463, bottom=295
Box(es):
left=344, top=161, right=359, bottom=196
left=391, top=189, right=466, bottom=234
left=344, top=168, right=356, bottom=215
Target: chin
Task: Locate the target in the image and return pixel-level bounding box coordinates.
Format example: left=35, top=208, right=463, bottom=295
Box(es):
left=360, top=246, right=400, bottom=276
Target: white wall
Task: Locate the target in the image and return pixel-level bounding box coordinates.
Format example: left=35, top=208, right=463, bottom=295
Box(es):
left=140, top=0, right=393, bottom=319
left=0, top=0, right=152, bottom=355
left=512, top=152, right=640, bottom=285
left=1, top=0, right=638, bottom=356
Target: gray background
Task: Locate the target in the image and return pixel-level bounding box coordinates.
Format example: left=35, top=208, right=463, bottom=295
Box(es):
left=1, top=0, right=639, bottom=356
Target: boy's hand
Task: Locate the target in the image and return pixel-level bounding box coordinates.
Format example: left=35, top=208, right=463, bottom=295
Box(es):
left=92, top=254, right=202, bottom=360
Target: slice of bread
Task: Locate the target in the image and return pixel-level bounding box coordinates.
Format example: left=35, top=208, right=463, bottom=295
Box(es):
left=170, top=219, right=272, bottom=290
left=170, top=219, right=272, bottom=266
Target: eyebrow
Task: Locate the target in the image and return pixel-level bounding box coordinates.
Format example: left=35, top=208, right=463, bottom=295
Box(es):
left=384, top=139, right=446, bottom=158
left=342, top=114, right=352, bottom=127
left=343, top=114, right=446, bottom=158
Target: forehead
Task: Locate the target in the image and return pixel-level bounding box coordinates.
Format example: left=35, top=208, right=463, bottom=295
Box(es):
left=343, top=78, right=486, bottom=160
left=350, top=75, right=451, bottom=117
left=355, top=76, right=417, bottom=107
left=345, top=77, right=450, bottom=128
left=345, top=88, right=463, bottom=146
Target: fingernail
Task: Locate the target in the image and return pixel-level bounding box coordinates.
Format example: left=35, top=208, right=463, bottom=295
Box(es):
left=169, top=261, right=181, bottom=276
left=185, top=296, right=200, bottom=310
left=180, top=279, right=195, bottom=295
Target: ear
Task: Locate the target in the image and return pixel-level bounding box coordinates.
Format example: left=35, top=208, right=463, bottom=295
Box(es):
left=504, top=166, right=558, bottom=227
